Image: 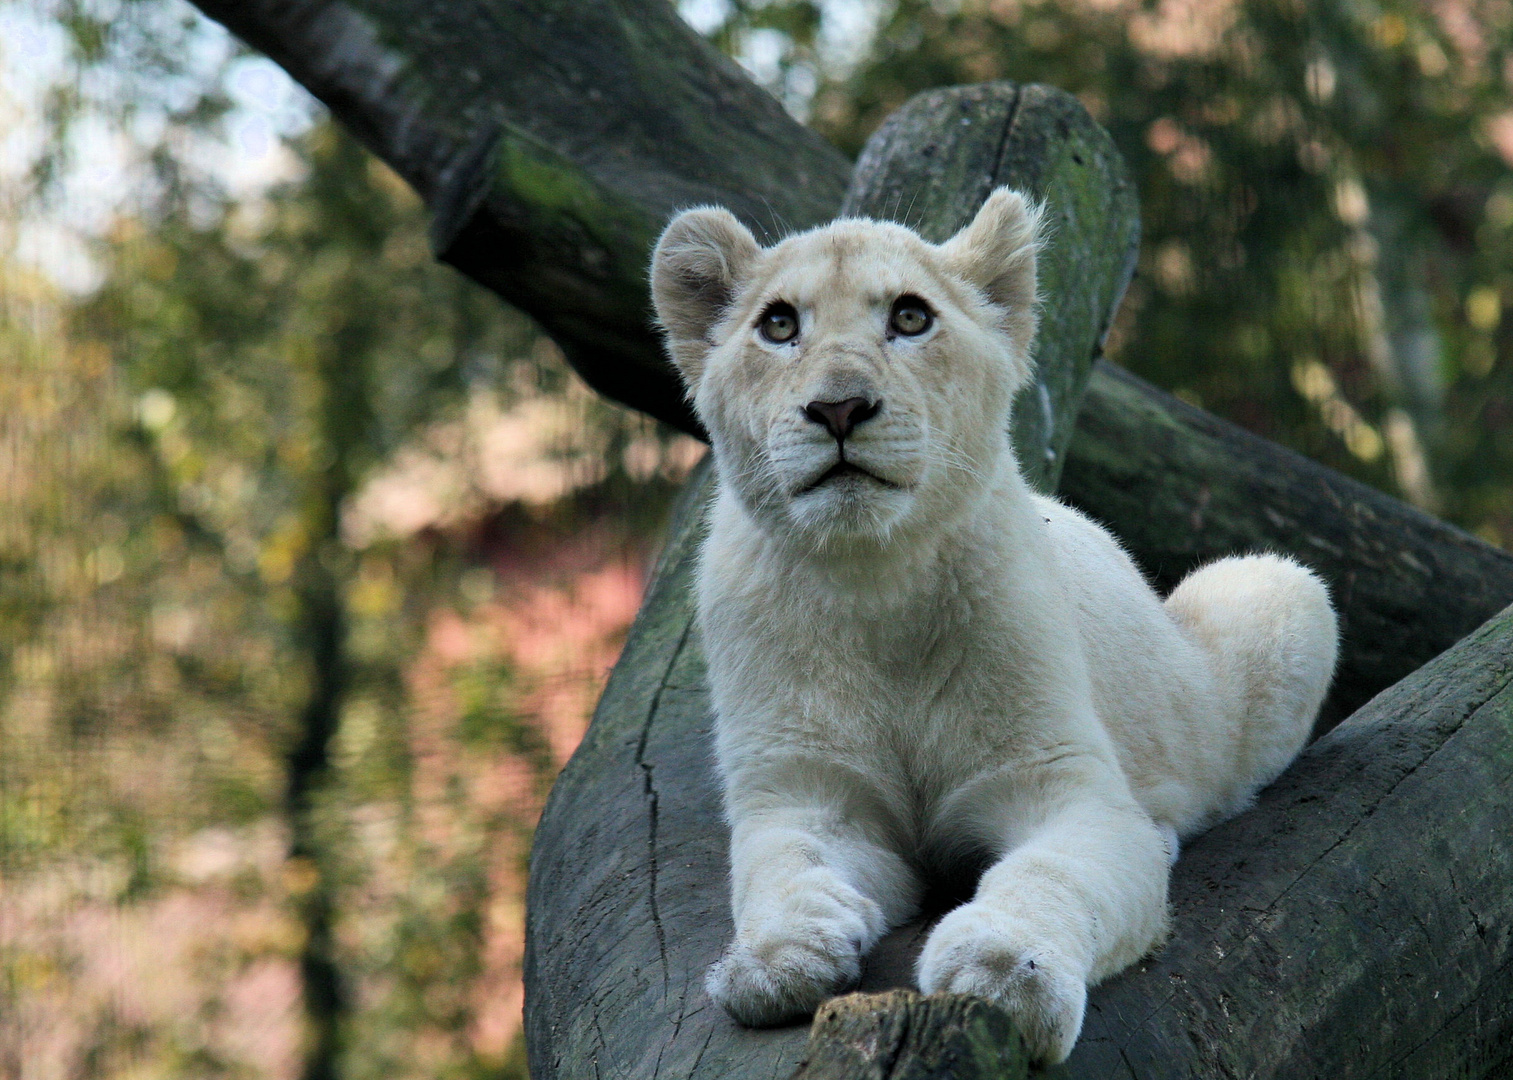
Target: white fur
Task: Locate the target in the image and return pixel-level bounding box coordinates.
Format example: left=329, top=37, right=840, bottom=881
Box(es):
left=650, top=190, right=1338, bottom=1064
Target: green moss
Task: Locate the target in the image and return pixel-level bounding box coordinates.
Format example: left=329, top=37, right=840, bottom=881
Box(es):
left=491, top=126, right=659, bottom=256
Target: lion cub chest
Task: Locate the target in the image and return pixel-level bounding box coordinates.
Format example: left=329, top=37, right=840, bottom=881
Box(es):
left=703, top=545, right=1047, bottom=809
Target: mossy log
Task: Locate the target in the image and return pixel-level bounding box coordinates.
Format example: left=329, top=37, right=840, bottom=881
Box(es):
left=1064, top=363, right=1513, bottom=732
left=191, top=0, right=1513, bottom=719
left=189, top=0, right=850, bottom=433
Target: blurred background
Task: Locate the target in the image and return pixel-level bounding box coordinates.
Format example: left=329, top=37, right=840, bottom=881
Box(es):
left=1, top=0, right=1509, bottom=1077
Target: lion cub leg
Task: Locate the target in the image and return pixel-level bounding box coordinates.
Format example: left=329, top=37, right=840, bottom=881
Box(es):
left=707, top=802, right=919, bottom=1026
left=1164, top=554, right=1338, bottom=826
left=916, top=774, right=1170, bottom=1065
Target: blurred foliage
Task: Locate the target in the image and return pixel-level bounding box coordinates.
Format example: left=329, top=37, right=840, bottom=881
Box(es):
left=709, top=0, right=1513, bottom=536
left=2, top=6, right=690, bottom=1075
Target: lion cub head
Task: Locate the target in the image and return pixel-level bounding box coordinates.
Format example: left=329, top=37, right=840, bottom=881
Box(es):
left=651, top=189, right=1041, bottom=549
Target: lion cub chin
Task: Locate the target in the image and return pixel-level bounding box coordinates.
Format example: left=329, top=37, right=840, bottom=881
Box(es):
left=650, top=189, right=1338, bottom=1064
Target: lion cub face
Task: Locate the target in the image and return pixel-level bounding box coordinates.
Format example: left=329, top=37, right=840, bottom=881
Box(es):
left=652, top=189, right=1041, bottom=548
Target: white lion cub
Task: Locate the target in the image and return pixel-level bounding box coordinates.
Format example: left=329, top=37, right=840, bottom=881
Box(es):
left=650, top=189, right=1338, bottom=1064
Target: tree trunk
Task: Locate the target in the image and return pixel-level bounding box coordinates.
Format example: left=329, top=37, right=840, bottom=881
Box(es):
left=525, top=450, right=1513, bottom=1080
left=1064, top=362, right=1513, bottom=731
left=189, top=0, right=850, bottom=434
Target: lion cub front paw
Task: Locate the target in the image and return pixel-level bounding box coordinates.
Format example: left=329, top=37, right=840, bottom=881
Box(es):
left=916, top=905, right=1087, bottom=1064
left=708, top=872, right=884, bottom=1026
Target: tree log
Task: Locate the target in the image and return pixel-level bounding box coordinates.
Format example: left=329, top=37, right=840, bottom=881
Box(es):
left=1064, top=363, right=1513, bottom=732
left=526, top=450, right=1513, bottom=1080
left=190, top=0, right=1513, bottom=719
left=189, top=0, right=851, bottom=433
left=1058, top=590, right=1513, bottom=1079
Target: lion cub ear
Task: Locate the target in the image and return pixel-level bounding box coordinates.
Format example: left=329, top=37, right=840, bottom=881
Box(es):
left=651, top=207, right=761, bottom=389
left=940, top=187, right=1043, bottom=350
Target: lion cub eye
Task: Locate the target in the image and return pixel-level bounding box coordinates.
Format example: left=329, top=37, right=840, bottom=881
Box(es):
left=758, top=302, right=799, bottom=344
left=889, top=296, right=933, bottom=337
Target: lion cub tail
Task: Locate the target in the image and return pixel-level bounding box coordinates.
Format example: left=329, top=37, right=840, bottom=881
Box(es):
left=1163, top=554, right=1339, bottom=824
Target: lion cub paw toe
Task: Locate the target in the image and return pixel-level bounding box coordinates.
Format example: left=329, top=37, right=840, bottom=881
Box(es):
left=917, top=907, right=1087, bottom=1064
left=706, top=932, right=862, bottom=1027
left=709, top=877, right=882, bottom=1026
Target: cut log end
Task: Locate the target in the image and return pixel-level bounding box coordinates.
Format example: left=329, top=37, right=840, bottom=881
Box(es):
left=791, top=991, right=1031, bottom=1080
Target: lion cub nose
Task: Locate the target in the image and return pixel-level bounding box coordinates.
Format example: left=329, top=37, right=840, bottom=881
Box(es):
left=804, top=397, right=880, bottom=442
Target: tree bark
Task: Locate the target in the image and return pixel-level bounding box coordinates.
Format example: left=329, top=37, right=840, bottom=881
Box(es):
left=189, top=0, right=851, bottom=433
left=1064, top=362, right=1513, bottom=731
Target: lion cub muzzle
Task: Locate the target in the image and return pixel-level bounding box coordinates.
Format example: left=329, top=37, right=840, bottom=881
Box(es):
left=803, top=396, right=880, bottom=443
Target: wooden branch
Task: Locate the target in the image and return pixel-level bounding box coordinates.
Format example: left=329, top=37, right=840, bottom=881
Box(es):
left=843, top=83, right=1137, bottom=492
left=189, top=0, right=1511, bottom=717
left=791, top=991, right=1030, bottom=1080
left=1060, top=592, right=1513, bottom=1078
left=1063, top=363, right=1513, bottom=731
left=189, top=0, right=850, bottom=432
